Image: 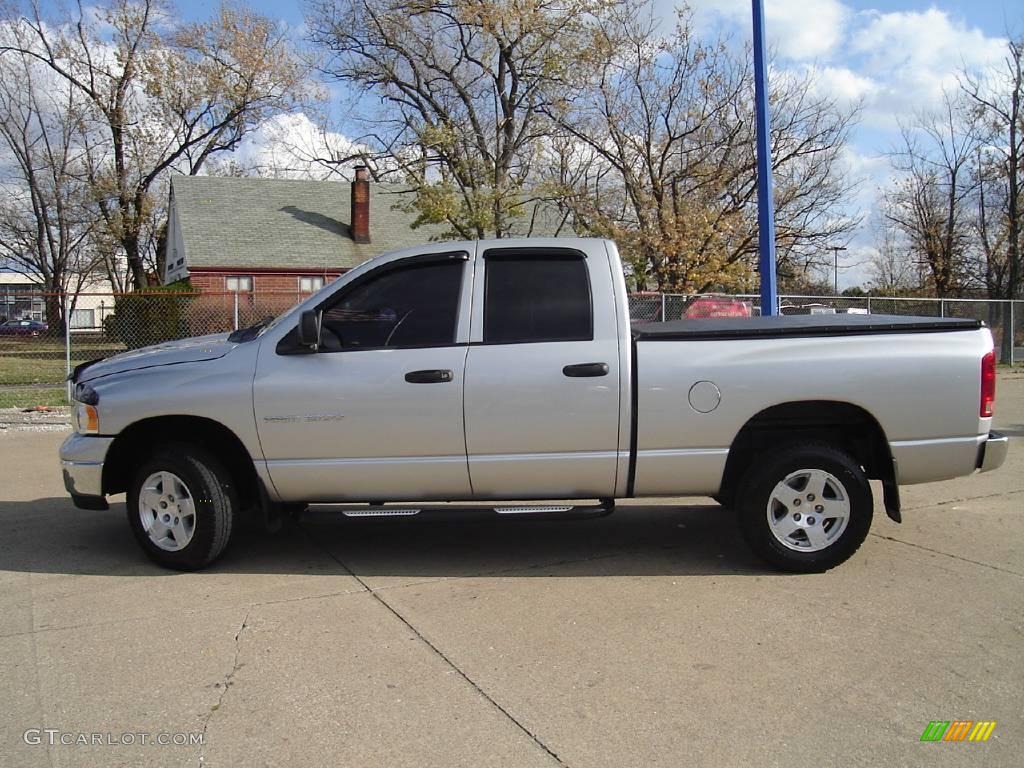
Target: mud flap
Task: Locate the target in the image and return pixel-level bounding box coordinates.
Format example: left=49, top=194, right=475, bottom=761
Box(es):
left=883, top=479, right=901, bottom=523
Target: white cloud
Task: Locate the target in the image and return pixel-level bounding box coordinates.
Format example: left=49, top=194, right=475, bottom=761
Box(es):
left=766, top=0, right=850, bottom=60
left=229, top=113, right=370, bottom=180
left=681, top=0, right=850, bottom=60
left=807, top=65, right=877, bottom=105
left=849, top=8, right=1006, bottom=128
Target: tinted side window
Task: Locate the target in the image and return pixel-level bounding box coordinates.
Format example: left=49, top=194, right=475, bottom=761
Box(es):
left=322, top=260, right=463, bottom=349
left=484, top=253, right=592, bottom=344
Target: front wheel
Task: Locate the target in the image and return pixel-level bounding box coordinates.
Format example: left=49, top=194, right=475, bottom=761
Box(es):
left=127, top=445, right=237, bottom=570
left=736, top=443, right=873, bottom=573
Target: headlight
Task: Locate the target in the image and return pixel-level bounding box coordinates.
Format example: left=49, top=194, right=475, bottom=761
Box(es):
left=74, top=404, right=99, bottom=434
left=74, top=383, right=99, bottom=405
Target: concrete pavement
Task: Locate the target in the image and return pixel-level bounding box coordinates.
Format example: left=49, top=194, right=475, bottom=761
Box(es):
left=1, top=373, right=1022, bottom=767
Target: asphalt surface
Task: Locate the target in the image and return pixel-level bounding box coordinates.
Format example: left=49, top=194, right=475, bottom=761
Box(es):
left=1, top=373, right=1022, bottom=767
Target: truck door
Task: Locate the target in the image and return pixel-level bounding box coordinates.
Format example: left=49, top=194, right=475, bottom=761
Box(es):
left=463, top=244, right=621, bottom=498
left=253, top=251, right=474, bottom=501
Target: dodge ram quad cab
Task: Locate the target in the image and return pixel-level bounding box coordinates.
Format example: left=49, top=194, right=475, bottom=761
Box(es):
left=60, top=238, right=1008, bottom=572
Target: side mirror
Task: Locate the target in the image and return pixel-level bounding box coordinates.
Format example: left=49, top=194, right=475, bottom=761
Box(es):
left=297, top=309, right=321, bottom=349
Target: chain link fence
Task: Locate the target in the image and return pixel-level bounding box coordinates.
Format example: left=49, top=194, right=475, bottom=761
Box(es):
left=0, top=291, right=303, bottom=410
left=1, top=290, right=1021, bottom=409
left=627, top=293, right=1022, bottom=366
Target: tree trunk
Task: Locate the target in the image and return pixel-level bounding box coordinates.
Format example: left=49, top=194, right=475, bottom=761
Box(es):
left=43, top=292, right=64, bottom=337
left=999, top=302, right=1013, bottom=362
left=124, top=232, right=147, bottom=290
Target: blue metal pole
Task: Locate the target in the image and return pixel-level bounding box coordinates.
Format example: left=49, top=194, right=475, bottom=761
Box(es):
left=751, top=0, right=778, bottom=316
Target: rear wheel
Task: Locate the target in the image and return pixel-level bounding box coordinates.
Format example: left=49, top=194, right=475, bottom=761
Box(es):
left=127, top=445, right=237, bottom=570
left=736, top=443, right=872, bottom=572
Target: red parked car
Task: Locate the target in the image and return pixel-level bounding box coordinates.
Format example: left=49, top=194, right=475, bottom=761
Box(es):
left=683, top=296, right=752, bottom=319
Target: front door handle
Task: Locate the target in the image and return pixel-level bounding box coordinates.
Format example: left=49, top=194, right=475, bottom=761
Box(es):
left=405, top=369, right=454, bottom=384
left=562, top=362, right=609, bottom=378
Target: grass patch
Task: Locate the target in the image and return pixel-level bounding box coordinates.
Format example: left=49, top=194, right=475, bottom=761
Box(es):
left=0, top=355, right=70, bottom=386
left=0, top=386, right=69, bottom=409
left=0, top=337, right=126, bottom=386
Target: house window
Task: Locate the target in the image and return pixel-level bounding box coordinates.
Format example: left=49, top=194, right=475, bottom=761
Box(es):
left=226, top=276, right=253, bottom=292
left=70, top=308, right=95, bottom=329
left=299, top=276, right=324, bottom=293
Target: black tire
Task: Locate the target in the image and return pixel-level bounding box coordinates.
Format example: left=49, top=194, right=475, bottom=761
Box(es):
left=127, top=445, right=237, bottom=570
left=736, top=443, right=873, bottom=573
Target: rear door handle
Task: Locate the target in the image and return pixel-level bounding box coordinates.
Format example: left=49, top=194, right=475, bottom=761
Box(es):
left=405, top=369, right=454, bottom=384
left=562, top=362, right=609, bottom=378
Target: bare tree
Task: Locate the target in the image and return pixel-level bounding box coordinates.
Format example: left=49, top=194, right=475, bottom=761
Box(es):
left=962, top=36, right=1023, bottom=359
left=1, top=0, right=309, bottom=289
left=547, top=6, right=860, bottom=292
left=306, top=0, right=611, bottom=239
left=0, top=43, right=98, bottom=331
left=868, top=219, right=918, bottom=293
left=882, top=92, right=982, bottom=298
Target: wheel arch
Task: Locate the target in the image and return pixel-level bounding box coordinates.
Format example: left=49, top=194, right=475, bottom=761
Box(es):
left=103, top=416, right=261, bottom=511
left=719, top=400, right=900, bottom=520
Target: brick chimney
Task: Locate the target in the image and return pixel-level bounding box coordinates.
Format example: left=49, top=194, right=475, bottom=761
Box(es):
left=350, top=165, right=370, bottom=244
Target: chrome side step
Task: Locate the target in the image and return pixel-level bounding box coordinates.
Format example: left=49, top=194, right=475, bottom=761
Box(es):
left=493, top=499, right=615, bottom=521
left=341, top=508, right=421, bottom=518
left=332, top=500, right=615, bottom=522
left=495, top=505, right=574, bottom=515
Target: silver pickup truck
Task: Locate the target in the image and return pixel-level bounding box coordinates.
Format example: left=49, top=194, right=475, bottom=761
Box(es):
left=60, top=238, right=1007, bottom=572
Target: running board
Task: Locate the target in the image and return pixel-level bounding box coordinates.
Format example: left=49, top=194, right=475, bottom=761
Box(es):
left=495, top=505, right=574, bottom=514
left=331, top=500, right=615, bottom=522
left=494, top=499, right=615, bottom=521
left=341, top=508, right=421, bottom=518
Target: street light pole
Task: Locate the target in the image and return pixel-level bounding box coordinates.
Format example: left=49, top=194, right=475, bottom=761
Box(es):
left=832, top=246, right=848, bottom=295
left=751, top=0, right=778, bottom=316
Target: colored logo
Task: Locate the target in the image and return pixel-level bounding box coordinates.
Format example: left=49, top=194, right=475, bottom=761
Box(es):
left=920, top=721, right=997, bottom=742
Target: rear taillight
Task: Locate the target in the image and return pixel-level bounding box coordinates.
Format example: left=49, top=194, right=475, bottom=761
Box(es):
left=981, top=350, right=996, bottom=417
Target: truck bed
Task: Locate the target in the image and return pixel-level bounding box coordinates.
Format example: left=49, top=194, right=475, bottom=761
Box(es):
left=632, top=314, right=981, bottom=341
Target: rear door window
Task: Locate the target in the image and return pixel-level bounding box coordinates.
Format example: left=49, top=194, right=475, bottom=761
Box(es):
left=483, top=251, right=592, bottom=344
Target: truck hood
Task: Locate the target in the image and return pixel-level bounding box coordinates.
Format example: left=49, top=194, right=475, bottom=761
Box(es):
left=75, top=334, right=238, bottom=383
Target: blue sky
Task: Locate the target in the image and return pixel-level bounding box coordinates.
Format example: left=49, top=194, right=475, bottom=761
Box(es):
left=172, top=1, right=1020, bottom=285
left=174, top=1, right=1017, bottom=34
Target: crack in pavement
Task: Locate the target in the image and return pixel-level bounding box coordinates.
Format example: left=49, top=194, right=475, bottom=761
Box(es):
left=299, top=526, right=568, bottom=768
left=0, top=550, right=628, bottom=641
left=0, top=547, right=635, bottom=641
left=899, top=487, right=1024, bottom=513
left=872, top=487, right=1024, bottom=577
left=869, top=533, right=1024, bottom=577
left=27, top=581, right=56, bottom=768
left=197, top=608, right=250, bottom=767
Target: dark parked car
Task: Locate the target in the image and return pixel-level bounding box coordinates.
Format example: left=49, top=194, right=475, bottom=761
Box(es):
left=0, top=319, right=48, bottom=336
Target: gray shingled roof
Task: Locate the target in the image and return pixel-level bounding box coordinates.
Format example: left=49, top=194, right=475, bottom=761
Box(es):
left=171, top=176, right=451, bottom=272
left=170, top=176, right=574, bottom=272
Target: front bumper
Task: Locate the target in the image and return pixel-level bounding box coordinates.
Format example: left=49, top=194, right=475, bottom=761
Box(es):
left=60, top=433, right=114, bottom=499
left=977, top=431, right=1009, bottom=474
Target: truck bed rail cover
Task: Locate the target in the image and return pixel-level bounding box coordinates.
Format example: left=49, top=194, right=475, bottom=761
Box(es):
left=632, top=314, right=982, bottom=341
